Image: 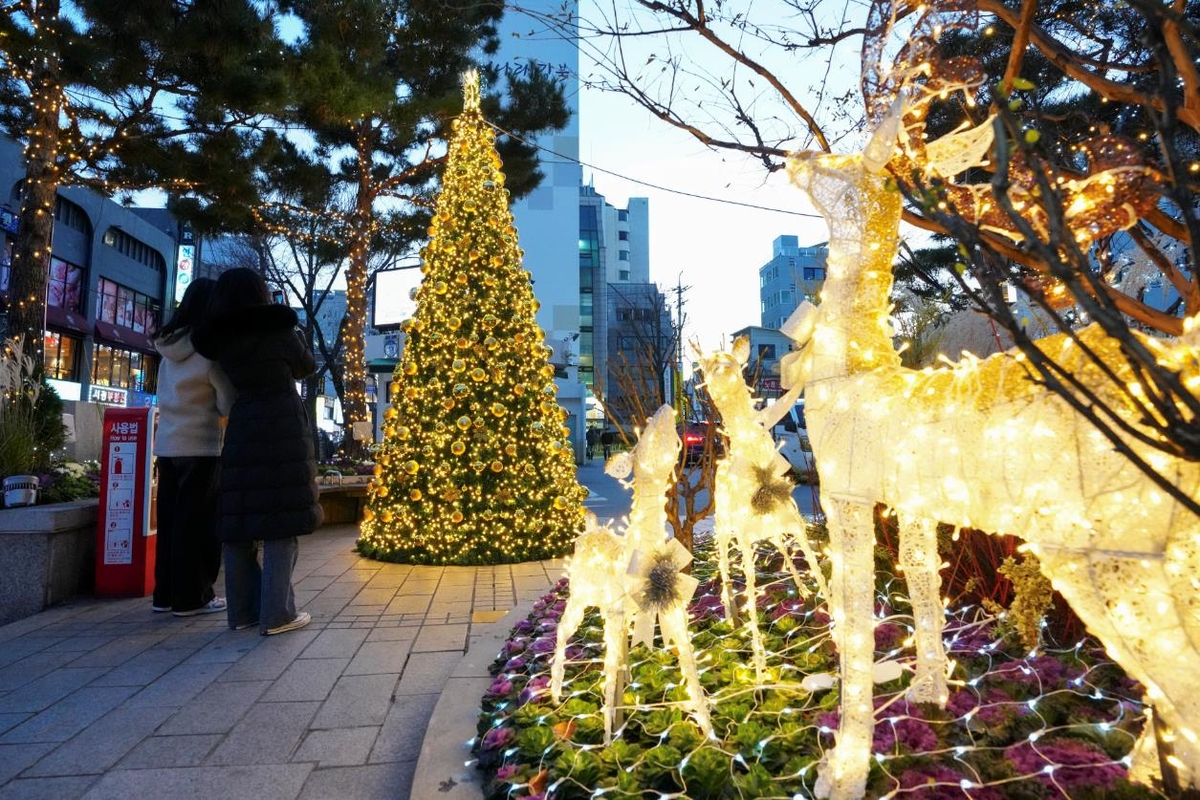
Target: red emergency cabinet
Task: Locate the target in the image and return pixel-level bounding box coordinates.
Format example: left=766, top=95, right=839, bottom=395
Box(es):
left=95, top=406, right=157, bottom=597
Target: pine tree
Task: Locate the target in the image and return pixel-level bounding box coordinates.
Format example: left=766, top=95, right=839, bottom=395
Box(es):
left=357, top=73, right=585, bottom=566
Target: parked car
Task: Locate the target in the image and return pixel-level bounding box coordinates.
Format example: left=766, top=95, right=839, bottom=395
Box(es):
left=681, top=419, right=725, bottom=465
left=773, top=400, right=814, bottom=476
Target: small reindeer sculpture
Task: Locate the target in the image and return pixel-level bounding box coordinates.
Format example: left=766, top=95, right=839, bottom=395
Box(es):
left=783, top=38, right=1200, bottom=800
left=551, top=405, right=711, bottom=741
left=698, top=340, right=830, bottom=679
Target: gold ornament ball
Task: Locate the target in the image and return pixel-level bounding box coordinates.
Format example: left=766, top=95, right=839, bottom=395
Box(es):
left=504, top=443, right=517, bottom=457
left=484, top=336, right=499, bottom=351
left=452, top=359, right=466, bottom=373
left=490, top=402, right=506, bottom=417
left=451, top=510, right=464, bottom=524
left=490, top=460, right=503, bottom=473
left=433, top=281, right=448, bottom=295
left=409, top=489, right=422, bottom=501
left=448, top=316, right=462, bottom=330
left=404, top=362, right=417, bottom=375
left=385, top=407, right=398, bottom=421
left=381, top=509, right=394, bottom=523
left=470, top=367, right=487, bottom=382
left=404, top=460, right=419, bottom=475
left=451, top=441, right=467, bottom=456
left=456, top=415, right=472, bottom=430
left=553, top=496, right=569, bottom=511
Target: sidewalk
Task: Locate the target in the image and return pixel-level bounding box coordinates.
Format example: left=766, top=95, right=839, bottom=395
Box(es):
left=0, top=524, right=563, bottom=799
left=0, top=459, right=627, bottom=800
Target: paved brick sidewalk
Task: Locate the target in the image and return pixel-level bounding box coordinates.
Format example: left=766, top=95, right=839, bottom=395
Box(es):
left=0, top=524, right=562, bottom=800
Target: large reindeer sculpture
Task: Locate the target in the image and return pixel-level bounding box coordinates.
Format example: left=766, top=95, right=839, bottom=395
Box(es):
left=698, top=340, right=829, bottom=679
left=782, top=22, right=1200, bottom=800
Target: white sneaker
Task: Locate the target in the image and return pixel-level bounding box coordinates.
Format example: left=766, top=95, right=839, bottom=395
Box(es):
left=173, top=597, right=228, bottom=617
left=263, top=612, right=311, bottom=636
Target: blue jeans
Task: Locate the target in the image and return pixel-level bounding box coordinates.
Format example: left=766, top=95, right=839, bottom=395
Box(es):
left=223, top=538, right=299, bottom=633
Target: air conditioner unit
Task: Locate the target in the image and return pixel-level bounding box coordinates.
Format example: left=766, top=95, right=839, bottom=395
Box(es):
left=102, top=229, right=116, bottom=246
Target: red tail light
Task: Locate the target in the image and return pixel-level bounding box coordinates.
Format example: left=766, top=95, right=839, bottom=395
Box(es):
left=683, top=432, right=704, bottom=445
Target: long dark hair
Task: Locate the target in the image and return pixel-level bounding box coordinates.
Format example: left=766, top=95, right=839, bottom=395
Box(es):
left=155, top=277, right=217, bottom=342
left=208, top=267, right=272, bottom=320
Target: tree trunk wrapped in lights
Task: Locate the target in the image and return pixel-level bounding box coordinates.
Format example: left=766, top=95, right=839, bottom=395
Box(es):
left=356, top=72, right=585, bottom=566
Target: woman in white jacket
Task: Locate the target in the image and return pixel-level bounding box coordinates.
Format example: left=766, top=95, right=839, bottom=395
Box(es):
left=151, top=278, right=235, bottom=616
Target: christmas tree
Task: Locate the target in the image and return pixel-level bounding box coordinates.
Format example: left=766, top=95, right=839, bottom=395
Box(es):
left=357, top=72, right=586, bottom=566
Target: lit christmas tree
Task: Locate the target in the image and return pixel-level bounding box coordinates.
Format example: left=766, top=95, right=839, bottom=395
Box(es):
left=357, top=72, right=586, bottom=566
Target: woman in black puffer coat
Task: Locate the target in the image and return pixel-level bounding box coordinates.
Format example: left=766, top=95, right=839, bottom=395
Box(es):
left=193, top=268, right=322, bottom=636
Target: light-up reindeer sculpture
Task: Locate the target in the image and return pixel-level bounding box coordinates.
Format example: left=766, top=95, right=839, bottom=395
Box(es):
left=551, top=405, right=712, bottom=742
left=781, top=26, right=1200, bottom=799
left=698, top=339, right=830, bottom=679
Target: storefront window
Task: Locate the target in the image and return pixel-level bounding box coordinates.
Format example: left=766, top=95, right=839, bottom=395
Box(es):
left=46, top=257, right=86, bottom=313
left=97, top=278, right=160, bottom=332
left=92, top=344, right=157, bottom=393
left=43, top=332, right=79, bottom=381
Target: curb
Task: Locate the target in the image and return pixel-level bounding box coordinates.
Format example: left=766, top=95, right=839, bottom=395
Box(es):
left=411, top=593, right=543, bottom=799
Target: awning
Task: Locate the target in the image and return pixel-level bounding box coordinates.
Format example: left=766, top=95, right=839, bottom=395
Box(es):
left=366, top=358, right=399, bottom=374
left=45, top=305, right=91, bottom=336
left=94, top=320, right=157, bottom=355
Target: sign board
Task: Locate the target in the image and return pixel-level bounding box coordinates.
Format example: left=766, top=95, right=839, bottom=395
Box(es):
left=90, top=385, right=129, bottom=406
left=174, top=243, right=195, bottom=304
left=95, top=406, right=156, bottom=597
left=372, top=267, right=423, bottom=328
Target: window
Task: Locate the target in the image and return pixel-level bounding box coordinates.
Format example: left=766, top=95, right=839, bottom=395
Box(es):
left=757, top=344, right=777, bottom=361
left=91, top=344, right=157, bottom=393
left=618, top=250, right=629, bottom=261
left=104, top=228, right=166, bottom=272
left=0, top=237, right=11, bottom=293
left=618, top=269, right=630, bottom=281
left=53, top=197, right=89, bottom=232
left=803, top=267, right=826, bottom=281
left=617, top=209, right=628, bottom=222
left=97, top=278, right=161, bottom=333
left=47, top=257, right=85, bottom=313
left=43, top=331, right=79, bottom=380
left=618, top=231, right=629, bottom=241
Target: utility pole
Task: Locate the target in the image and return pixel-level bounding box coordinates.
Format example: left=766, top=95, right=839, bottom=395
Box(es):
left=673, top=274, right=690, bottom=416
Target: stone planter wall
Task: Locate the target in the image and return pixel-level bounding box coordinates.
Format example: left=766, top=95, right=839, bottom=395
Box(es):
left=0, top=499, right=99, bottom=626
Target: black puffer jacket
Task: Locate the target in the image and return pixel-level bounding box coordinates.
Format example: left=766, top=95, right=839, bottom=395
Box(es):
left=193, top=304, right=322, bottom=542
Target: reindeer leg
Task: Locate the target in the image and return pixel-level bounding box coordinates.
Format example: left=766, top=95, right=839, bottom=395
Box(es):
left=1037, top=548, right=1200, bottom=789
left=780, top=507, right=830, bottom=601
left=714, top=475, right=740, bottom=625
left=551, top=600, right=586, bottom=703
left=897, top=514, right=948, bottom=705
left=738, top=531, right=770, bottom=680
left=815, top=497, right=876, bottom=800
left=661, top=607, right=714, bottom=739
left=600, top=606, right=629, bottom=745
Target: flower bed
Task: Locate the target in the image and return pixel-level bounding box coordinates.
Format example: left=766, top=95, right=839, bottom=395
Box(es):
left=476, top=549, right=1153, bottom=799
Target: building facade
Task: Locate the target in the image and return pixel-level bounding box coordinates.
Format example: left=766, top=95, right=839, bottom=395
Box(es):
left=0, top=137, right=183, bottom=408
left=729, top=325, right=795, bottom=402
left=578, top=184, right=664, bottom=430
left=759, top=235, right=828, bottom=329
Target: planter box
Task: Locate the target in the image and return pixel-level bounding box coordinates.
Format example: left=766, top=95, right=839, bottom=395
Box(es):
left=0, top=499, right=99, bottom=626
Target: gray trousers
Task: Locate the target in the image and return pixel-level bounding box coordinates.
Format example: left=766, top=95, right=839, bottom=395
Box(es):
left=223, top=538, right=299, bottom=633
